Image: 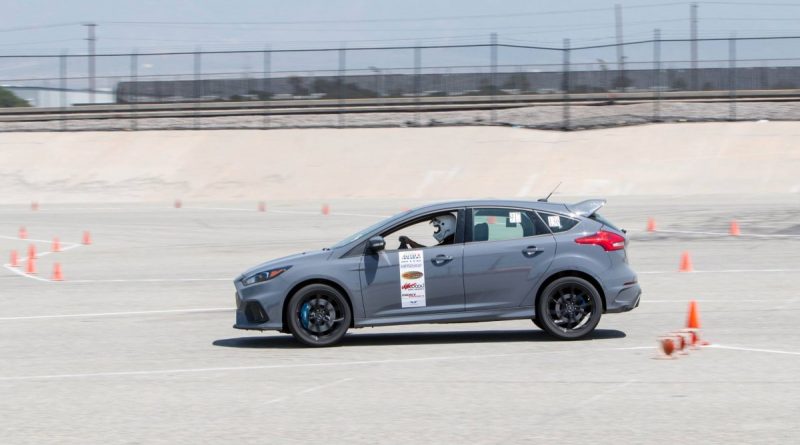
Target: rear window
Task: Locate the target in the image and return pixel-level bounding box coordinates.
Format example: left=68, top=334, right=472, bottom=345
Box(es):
left=537, top=211, right=579, bottom=233
left=589, top=212, right=620, bottom=231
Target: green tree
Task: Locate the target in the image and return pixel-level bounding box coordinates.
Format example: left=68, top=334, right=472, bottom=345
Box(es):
left=0, top=87, right=30, bottom=107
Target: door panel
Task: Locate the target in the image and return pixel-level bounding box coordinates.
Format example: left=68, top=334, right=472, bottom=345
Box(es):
left=360, top=244, right=465, bottom=318
left=463, top=207, right=557, bottom=310
left=464, top=236, right=556, bottom=310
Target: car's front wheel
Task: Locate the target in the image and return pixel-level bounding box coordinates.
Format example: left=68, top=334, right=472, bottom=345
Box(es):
left=287, top=284, right=351, bottom=347
left=537, top=277, right=602, bottom=340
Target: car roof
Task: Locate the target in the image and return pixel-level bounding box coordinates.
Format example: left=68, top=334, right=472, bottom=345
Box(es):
left=407, top=199, right=574, bottom=215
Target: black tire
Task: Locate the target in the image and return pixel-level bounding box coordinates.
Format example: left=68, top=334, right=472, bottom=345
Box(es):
left=532, top=316, right=544, bottom=330
left=536, top=276, right=602, bottom=340
left=286, top=284, right=351, bottom=347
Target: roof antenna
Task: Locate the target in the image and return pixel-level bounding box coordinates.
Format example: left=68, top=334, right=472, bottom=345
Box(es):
left=538, top=182, right=562, bottom=202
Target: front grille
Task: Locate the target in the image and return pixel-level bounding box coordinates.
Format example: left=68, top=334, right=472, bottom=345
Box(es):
left=244, top=301, right=269, bottom=324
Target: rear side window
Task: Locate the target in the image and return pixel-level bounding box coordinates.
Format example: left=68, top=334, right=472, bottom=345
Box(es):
left=537, top=211, right=579, bottom=233
left=471, top=208, right=549, bottom=242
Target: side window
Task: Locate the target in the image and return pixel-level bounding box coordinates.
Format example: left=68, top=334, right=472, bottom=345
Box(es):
left=381, top=211, right=459, bottom=250
left=537, top=211, right=579, bottom=233
left=471, top=208, right=549, bottom=242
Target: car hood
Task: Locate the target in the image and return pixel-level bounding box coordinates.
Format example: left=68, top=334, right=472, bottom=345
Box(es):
left=239, top=249, right=331, bottom=279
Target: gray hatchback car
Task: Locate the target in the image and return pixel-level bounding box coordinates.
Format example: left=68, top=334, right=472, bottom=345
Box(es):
left=233, top=199, right=641, bottom=346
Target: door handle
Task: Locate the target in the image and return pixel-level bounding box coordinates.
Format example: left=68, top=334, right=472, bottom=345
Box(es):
left=432, top=254, right=454, bottom=265
left=522, top=246, right=543, bottom=257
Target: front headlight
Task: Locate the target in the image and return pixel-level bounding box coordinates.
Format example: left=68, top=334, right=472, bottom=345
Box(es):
left=241, top=266, right=291, bottom=286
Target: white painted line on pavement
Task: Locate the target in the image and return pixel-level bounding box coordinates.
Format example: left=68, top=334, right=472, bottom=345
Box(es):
left=708, top=344, right=800, bottom=356
left=0, top=234, right=81, bottom=247
left=0, top=345, right=653, bottom=381
left=582, top=379, right=637, bottom=405
left=2, top=264, right=52, bottom=282
left=181, top=206, right=389, bottom=219
left=639, top=268, right=800, bottom=275
left=645, top=299, right=797, bottom=303
left=264, top=378, right=354, bottom=405
left=271, top=209, right=389, bottom=218
left=630, top=228, right=800, bottom=238
left=2, top=236, right=83, bottom=283
left=65, top=277, right=233, bottom=283
left=0, top=307, right=233, bottom=321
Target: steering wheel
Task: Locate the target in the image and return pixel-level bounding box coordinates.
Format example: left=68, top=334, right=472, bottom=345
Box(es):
left=398, top=235, right=410, bottom=250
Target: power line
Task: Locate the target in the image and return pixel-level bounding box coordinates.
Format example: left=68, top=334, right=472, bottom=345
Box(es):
left=0, top=22, right=81, bottom=33
left=100, top=3, right=687, bottom=27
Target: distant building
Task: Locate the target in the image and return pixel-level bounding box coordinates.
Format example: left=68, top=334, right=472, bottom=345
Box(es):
left=2, top=86, right=115, bottom=108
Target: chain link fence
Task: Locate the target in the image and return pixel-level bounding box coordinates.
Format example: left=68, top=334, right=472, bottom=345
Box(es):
left=2, top=35, right=800, bottom=131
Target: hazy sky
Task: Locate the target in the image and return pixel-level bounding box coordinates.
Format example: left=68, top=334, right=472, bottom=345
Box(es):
left=3, top=0, right=799, bottom=50
left=2, top=1, right=799, bottom=85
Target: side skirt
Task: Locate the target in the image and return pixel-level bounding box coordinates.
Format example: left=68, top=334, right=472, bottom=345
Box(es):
left=354, top=307, right=534, bottom=328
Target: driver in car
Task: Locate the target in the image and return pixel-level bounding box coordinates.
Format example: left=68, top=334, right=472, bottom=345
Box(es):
left=399, top=214, right=456, bottom=249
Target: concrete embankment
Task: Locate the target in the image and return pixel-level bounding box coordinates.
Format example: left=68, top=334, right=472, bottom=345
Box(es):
left=1, top=122, right=798, bottom=203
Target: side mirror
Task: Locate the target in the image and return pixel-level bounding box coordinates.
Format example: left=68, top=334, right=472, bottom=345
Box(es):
left=367, top=236, right=386, bottom=252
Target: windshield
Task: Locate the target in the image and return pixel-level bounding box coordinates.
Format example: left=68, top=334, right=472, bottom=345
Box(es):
left=329, top=209, right=411, bottom=249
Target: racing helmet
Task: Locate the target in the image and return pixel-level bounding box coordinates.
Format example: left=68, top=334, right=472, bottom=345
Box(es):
left=431, top=214, right=456, bottom=242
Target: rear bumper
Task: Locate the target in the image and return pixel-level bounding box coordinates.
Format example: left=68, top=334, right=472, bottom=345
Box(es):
left=605, top=284, right=641, bottom=313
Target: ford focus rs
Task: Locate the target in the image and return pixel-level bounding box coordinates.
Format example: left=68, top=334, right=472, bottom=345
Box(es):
left=233, top=199, right=641, bottom=346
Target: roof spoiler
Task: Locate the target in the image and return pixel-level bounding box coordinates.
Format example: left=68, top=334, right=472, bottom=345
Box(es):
left=567, top=199, right=606, bottom=217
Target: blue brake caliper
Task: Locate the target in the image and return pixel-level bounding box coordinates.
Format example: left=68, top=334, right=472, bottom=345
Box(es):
left=300, top=303, right=311, bottom=329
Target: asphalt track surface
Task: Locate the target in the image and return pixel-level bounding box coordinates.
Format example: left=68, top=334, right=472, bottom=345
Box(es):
left=1, top=196, right=799, bottom=444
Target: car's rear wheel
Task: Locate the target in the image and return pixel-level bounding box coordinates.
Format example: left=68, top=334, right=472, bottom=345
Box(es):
left=287, top=284, right=351, bottom=347
left=537, top=277, right=602, bottom=340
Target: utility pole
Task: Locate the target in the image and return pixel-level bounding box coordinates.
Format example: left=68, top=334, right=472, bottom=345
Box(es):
left=614, top=4, right=625, bottom=91
left=691, top=2, right=698, bottom=91
left=84, top=23, right=97, bottom=103
left=490, top=32, right=498, bottom=124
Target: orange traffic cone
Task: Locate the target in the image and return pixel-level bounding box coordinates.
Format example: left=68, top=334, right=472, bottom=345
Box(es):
left=321, top=203, right=330, bottom=215
left=687, top=300, right=701, bottom=329
left=19, top=227, right=27, bottom=240
left=51, top=262, right=63, bottom=281
left=174, top=199, right=182, bottom=209
left=679, top=251, right=693, bottom=272
left=82, top=231, right=92, bottom=245
left=258, top=201, right=266, bottom=212
left=31, top=201, right=39, bottom=211
left=729, top=220, right=741, bottom=236
left=28, top=244, right=37, bottom=260
left=25, top=256, right=36, bottom=275
left=52, top=237, right=61, bottom=253
left=686, top=300, right=710, bottom=346
left=647, top=217, right=657, bottom=232
left=9, top=250, right=19, bottom=267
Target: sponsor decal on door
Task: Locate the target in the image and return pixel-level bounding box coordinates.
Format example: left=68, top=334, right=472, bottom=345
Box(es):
left=398, top=250, right=426, bottom=308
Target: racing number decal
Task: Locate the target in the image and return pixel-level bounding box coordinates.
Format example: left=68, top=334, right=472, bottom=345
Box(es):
left=398, top=250, right=426, bottom=308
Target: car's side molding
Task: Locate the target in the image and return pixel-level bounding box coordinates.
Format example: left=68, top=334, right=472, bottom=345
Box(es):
left=355, top=307, right=535, bottom=328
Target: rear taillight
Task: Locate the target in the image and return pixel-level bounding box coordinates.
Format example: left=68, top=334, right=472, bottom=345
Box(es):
left=575, top=230, right=626, bottom=251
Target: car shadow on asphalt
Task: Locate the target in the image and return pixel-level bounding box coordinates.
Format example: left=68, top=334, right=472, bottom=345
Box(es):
left=212, top=329, right=626, bottom=349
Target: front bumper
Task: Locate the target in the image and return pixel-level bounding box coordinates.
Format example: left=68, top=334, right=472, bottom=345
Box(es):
left=232, top=283, right=285, bottom=331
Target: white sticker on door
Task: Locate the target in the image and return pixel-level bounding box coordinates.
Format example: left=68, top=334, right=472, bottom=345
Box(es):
left=547, top=215, right=562, bottom=228
left=398, top=250, right=426, bottom=308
